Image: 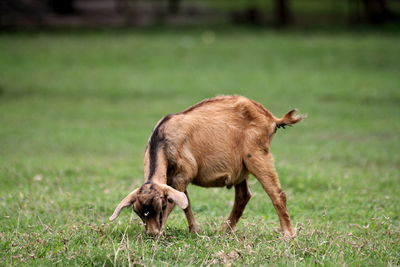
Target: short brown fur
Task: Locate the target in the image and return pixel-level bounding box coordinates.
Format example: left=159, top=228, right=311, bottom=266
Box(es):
left=110, top=95, right=304, bottom=238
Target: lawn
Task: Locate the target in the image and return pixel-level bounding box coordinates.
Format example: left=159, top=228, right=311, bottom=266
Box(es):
left=0, top=27, right=399, bottom=266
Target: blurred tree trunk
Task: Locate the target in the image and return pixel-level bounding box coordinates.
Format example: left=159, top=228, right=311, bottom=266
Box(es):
left=275, top=0, right=291, bottom=26
left=168, top=0, right=181, bottom=14
left=361, top=0, right=392, bottom=23
left=49, top=0, right=75, bottom=15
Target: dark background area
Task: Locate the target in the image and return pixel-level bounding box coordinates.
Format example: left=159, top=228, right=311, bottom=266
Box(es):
left=1, top=0, right=400, bottom=29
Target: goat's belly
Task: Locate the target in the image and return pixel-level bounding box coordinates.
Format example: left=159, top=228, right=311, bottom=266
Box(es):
left=191, top=162, right=245, bottom=188
left=182, top=141, right=246, bottom=187
left=191, top=173, right=232, bottom=188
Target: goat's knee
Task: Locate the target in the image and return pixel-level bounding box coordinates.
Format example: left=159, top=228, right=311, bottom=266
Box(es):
left=279, top=190, right=287, bottom=205
left=271, top=190, right=288, bottom=211
left=272, top=189, right=286, bottom=207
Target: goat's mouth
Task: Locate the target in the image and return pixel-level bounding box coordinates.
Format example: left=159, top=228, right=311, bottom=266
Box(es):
left=146, top=229, right=160, bottom=236
left=144, top=216, right=163, bottom=236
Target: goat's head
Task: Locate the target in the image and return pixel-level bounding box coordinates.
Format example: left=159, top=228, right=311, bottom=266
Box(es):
left=109, top=182, right=188, bottom=235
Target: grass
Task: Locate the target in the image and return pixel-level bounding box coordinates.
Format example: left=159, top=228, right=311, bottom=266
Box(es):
left=0, top=27, right=399, bottom=266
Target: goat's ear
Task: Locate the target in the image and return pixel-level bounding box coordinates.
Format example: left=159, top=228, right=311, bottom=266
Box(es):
left=161, top=185, right=188, bottom=209
left=109, top=189, right=139, bottom=221
left=276, top=109, right=305, bottom=129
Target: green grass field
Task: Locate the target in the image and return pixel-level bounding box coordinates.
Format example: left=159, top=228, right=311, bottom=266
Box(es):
left=0, top=27, right=399, bottom=266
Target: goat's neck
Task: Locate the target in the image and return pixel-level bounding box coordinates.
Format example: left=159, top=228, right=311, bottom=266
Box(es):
left=147, top=174, right=167, bottom=185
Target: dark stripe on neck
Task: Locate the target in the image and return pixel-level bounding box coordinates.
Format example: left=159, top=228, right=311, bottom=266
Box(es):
left=148, top=114, right=171, bottom=180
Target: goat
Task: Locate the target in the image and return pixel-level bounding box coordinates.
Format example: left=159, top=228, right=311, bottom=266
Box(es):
left=110, top=95, right=304, bottom=238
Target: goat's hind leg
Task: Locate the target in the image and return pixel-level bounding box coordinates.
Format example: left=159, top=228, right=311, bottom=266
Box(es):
left=244, top=152, right=295, bottom=238
left=222, top=177, right=252, bottom=231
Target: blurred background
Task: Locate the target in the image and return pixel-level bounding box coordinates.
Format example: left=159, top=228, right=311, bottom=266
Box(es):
left=1, top=0, right=400, bottom=29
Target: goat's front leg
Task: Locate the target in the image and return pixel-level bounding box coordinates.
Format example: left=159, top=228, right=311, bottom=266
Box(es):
left=222, top=178, right=252, bottom=231
left=161, top=202, right=175, bottom=231
left=172, top=179, right=201, bottom=233
left=183, top=190, right=201, bottom=233
left=244, top=151, right=295, bottom=239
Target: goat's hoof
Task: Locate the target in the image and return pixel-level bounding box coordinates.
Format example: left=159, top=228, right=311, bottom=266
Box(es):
left=283, top=231, right=296, bottom=241
left=189, top=225, right=201, bottom=234
left=220, top=223, right=236, bottom=233
left=220, top=226, right=229, bottom=233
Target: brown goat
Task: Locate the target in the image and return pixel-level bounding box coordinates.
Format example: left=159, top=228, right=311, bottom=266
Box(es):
left=110, top=95, right=304, bottom=238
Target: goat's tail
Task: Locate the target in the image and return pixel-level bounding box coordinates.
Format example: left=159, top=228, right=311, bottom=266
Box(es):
left=275, top=109, right=305, bottom=129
